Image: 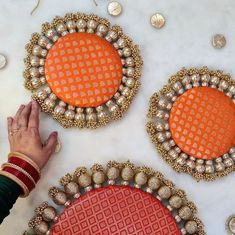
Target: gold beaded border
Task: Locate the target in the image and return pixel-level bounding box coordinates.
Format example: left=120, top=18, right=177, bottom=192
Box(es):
left=146, top=67, right=235, bottom=181
left=26, top=161, right=205, bottom=235
left=23, top=12, right=143, bottom=129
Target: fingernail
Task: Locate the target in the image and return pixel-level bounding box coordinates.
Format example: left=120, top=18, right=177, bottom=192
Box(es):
left=53, top=131, right=58, bottom=136
left=32, top=100, right=38, bottom=107
left=21, top=104, right=25, bottom=108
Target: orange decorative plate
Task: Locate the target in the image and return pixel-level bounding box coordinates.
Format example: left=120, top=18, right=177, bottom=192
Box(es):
left=26, top=161, right=205, bottom=235
left=23, top=13, right=142, bottom=128
left=147, top=67, right=235, bottom=181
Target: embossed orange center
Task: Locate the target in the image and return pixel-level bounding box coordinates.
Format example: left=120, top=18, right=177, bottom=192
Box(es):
left=45, top=32, right=122, bottom=107
left=169, top=87, right=235, bottom=160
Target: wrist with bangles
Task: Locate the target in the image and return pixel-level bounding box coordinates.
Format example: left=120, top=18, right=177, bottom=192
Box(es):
left=0, top=152, right=41, bottom=197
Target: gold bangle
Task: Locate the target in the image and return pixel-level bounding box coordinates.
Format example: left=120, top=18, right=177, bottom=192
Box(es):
left=1, top=163, right=36, bottom=186
left=8, top=152, right=41, bottom=175
left=0, top=170, right=29, bottom=197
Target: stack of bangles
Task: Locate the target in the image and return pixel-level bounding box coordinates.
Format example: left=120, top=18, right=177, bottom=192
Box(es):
left=0, top=152, right=41, bottom=197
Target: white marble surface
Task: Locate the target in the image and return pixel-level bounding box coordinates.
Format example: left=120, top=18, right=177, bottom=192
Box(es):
left=0, top=0, right=235, bottom=234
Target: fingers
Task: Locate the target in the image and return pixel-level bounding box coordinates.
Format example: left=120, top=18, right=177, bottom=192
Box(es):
left=12, top=105, right=25, bottom=129
left=18, top=102, right=32, bottom=129
left=44, top=132, right=58, bottom=154
left=28, top=101, right=40, bottom=129
left=7, top=117, right=13, bottom=136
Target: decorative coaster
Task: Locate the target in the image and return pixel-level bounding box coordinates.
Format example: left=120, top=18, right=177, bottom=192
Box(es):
left=147, top=67, right=235, bottom=181
left=23, top=13, right=142, bottom=128
left=27, top=161, right=205, bottom=235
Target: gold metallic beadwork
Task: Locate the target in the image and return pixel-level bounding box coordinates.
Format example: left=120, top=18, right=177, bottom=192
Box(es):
left=27, top=160, right=205, bottom=235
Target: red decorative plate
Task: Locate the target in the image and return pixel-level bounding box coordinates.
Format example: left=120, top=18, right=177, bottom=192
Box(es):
left=147, top=67, right=235, bottom=181
left=23, top=13, right=142, bottom=128
left=27, top=161, right=205, bottom=235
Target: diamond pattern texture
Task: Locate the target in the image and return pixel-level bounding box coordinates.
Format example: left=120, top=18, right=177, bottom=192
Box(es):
left=45, top=32, right=122, bottom=107
left=50, top=185, right=180, bottom=235
left=169, top=87, right=235, bottom=159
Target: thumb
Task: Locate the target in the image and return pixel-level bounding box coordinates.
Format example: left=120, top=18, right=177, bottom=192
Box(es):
left=44, top=131, right=58, bottom=154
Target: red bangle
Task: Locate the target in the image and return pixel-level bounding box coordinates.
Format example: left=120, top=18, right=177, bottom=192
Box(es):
left=8, top=156, right=40, bottom=182
left=2, top=166, right=35, bottom=192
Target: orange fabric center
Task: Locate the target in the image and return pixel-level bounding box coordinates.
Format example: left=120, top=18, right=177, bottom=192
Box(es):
left=169, top=87, right=235, bottom=160
left=45, top=32, right=122, bottom=107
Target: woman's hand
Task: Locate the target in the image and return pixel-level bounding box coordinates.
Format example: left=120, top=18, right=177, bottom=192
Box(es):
left=7, top=101, right=58, bottom=169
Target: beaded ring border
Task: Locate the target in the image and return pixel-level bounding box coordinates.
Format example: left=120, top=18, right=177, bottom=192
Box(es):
left=146, top=67, right=235, bottom=181
left=26, top=161, right=205, bottom=235
left=23, top=13, right=143, bottom=128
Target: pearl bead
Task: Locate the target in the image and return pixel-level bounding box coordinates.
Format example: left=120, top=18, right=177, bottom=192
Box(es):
left=30, top=56, right=40, bottom=67
left=37, top=90, right=47, bottom=99
left=87, top=20, right=97, bottom=29
left=215, top=162, right=225, bottom=172
left=86, top=113, right=97, bottom=122
left=168, top=149, right=178, bottom=160
left=109, top=104, right=119, bottom=112
left=223, top=158, right=234, bottom=167
left=135, top=172, right=148, bottom=186
left=54, top=191, right=68, bottom=205
left=29, top=67, right=40, bottom=77
left=219, top=80, right=229, bottom=90
left=158, top=186, right=171, bottom=199
left=179, top=206, right=192, bottom=220
left=176, top=157, right=186, bottom=166
left=121, top=167, right=134, bottom=181
left=191, top=74, right=200, bottom=83
left=205, top=164, right=214, bottom=174
left=165, top=90, right=176, bottom=100
left=54, top=106, right=65, bottom=115
left=182, top=75, right=191, bottom=85
left=49, top=93, right=57, bottom=100
left=172, top=82, right=184, bottom=94
left=78, top=173, right=92, bottom=187
left=156, top=132, right=166, bottom=142
left=107, top=167, right=119, bottom=180
left=155, top=121, right=164, bottom=131
left=56, top=23, right=67, bottom=35
left=44, top=99, right=55, bottom=108
left=156, top=110, right=167, bottom=119
left=38, top=36, right=50, bottom=48
left=77, top=19, right=86, bottom=31
left=45, top=29, right=58, bottom=41
left=147, top=176, right=161, bottom=190
left=185, top=221, right=198, bottom=234
left=228, top=85, right=235, bottom=95
left=93, top=171, right=106, bottom=185
left=122, top=87, right=130, bottom=97
left=31, top=77, right=40, bottom=88
left=117, top=38, right=126, bottom=48
left=169, top=195, right=183, bottom=209
left=201, top=74, right=210, bottom=83
left=65, top=110, right=75, bottom=120
left=123, top=47, right=131, bottom=57
left=126, top=67, right=135, bottom=77
left=210, top=76, right=220, bottom=85
left=42, top=207, right=57, bottom=222
left=32, top=45, right=42, bottom=56
left=162, top=141, right=171, bottom=151
left=117, top=96, right=126, bottom=105
left=185, top=84, right=193, bottom=90
left=75, top=113, right=85, bottom=121
left=125, top=57, right=134, bottom=67
left=195, top=163, right=205, bottom=173
left=66, top=20, right=76, bottom=32
left=186, top=159, right=195, bottom=169
left=64, top=182, right=79, bottom=196
left=108, top=31, right=118, bottom=40
left=97, top=24, right=108, bottom=35
left=126, top=78, right=135, bottom=88
left=34, top=221, right=49, bottom=235
left=38, top=67, right=45, bottom=75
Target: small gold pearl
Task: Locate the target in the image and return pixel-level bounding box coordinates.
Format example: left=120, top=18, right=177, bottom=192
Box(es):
left=227, top=215, right=235, bottom=233
left=107, top=1, right=123, bottom=16
left=212, top=34, right=226, bottom=49
left=150, top=13, right=166, bottom=29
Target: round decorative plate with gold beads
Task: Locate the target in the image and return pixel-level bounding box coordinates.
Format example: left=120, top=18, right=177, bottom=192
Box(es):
left=147, top=67, right=235, bottom=181
left=24, top=13, right=142, bottom=128
left=25, top=161, right=205, bottom=235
